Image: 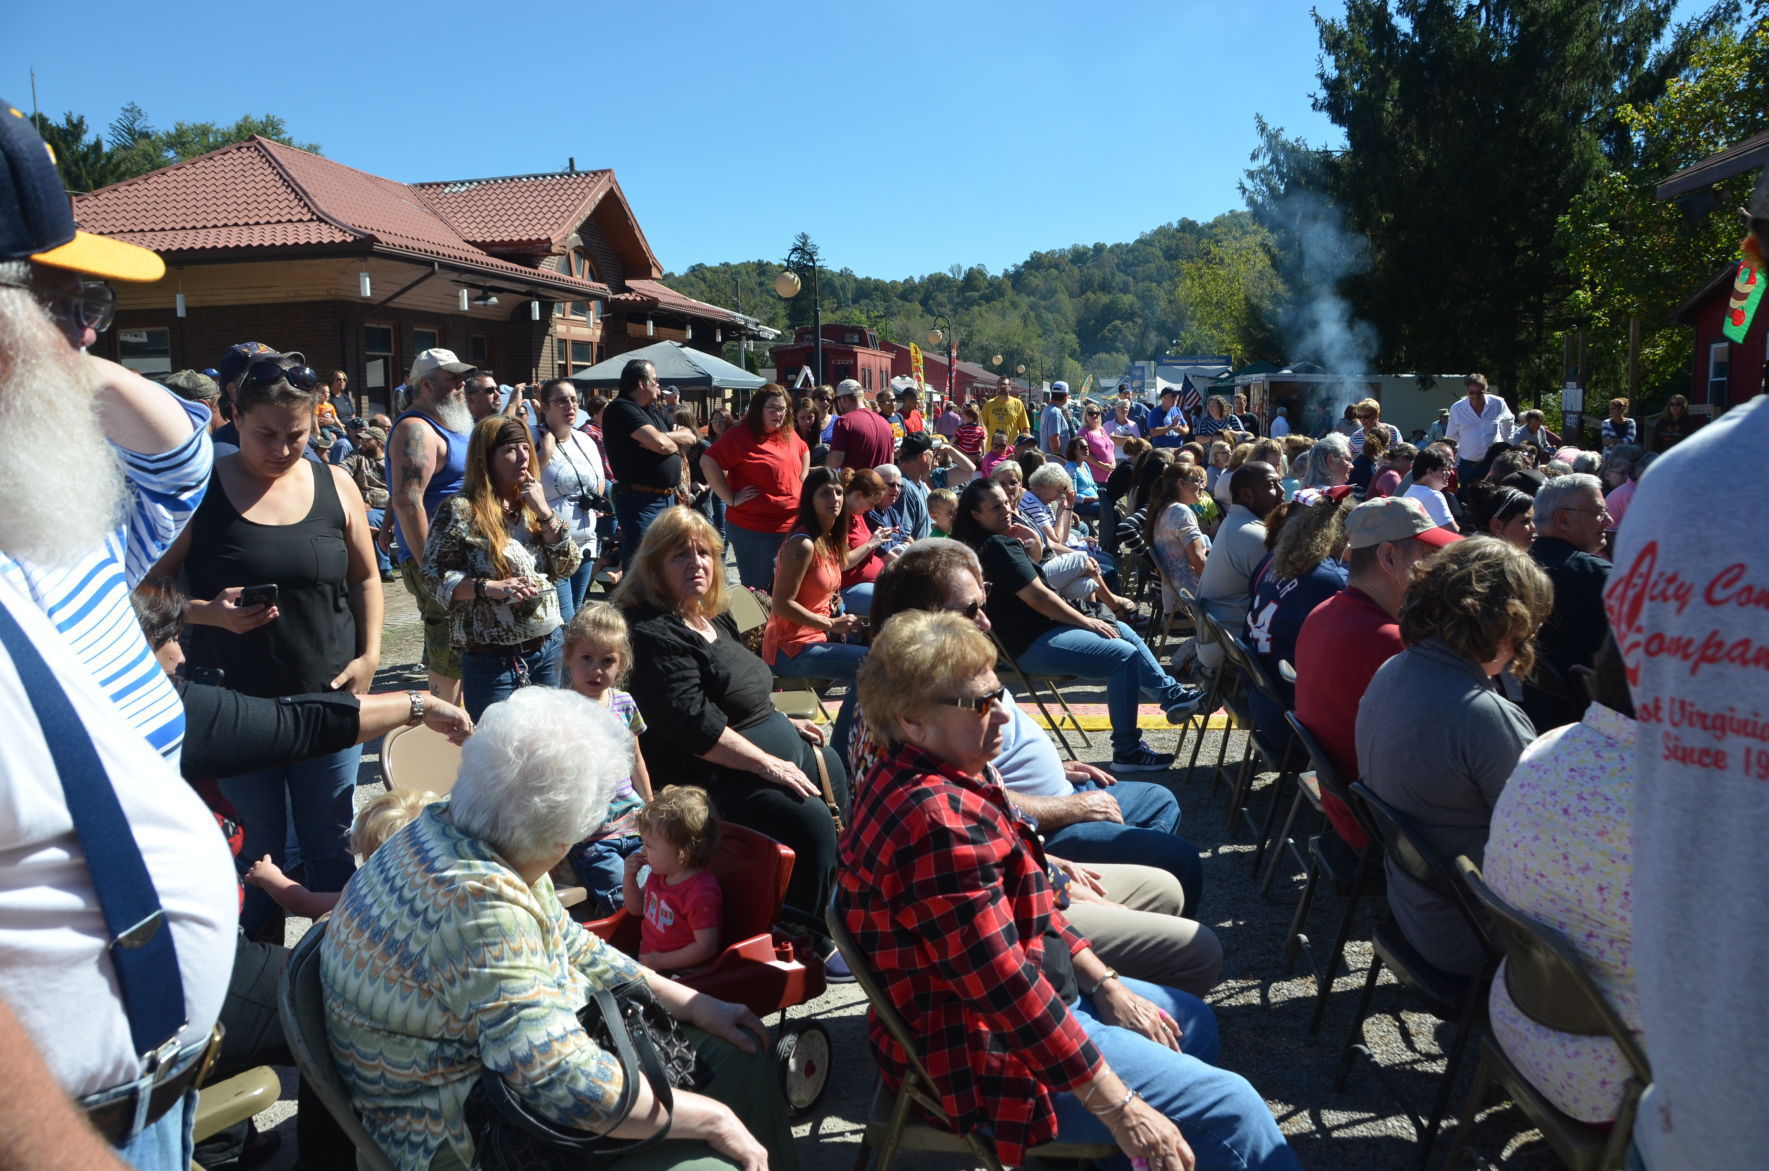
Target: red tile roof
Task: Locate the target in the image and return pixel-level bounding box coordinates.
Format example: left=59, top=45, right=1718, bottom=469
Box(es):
left=611, top=278, right=750, bottom=325
left=72, top=138, right=603, bottom=295
left=411, top=171, right=612, bottom=249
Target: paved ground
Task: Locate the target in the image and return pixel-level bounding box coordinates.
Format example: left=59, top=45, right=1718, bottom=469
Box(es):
left=245, top=575, right=1558, bottom=1170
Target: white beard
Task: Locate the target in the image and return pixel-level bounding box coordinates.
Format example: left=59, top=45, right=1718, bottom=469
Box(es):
left=0, top=293, right=126, bottom=568
left=428, top=391, right=472, bottom=435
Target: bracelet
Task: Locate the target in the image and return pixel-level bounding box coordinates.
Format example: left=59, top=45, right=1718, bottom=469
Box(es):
left=1084, top=967, right=1120, bottom=997
left=405, top=690, right=425, bottom=726
left=1083, top=1085, right=1139, bottom=1118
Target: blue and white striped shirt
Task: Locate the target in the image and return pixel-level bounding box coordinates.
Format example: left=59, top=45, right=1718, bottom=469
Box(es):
left=0, top=393, right=212, bottom=760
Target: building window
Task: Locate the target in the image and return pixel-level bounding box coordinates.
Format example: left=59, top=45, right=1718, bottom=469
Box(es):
left=861, top=368, right=872, bottom=390
left=412, top=327, right=440, bottom=357
left=469, top=334, right=490, bottom=367
left=571, top=341, right=595, bottom=373
left=1707, top=341, right=1731, bottom=405
left=364, top=324, right=394, bottom=409
left=117, top=327, right=171, bottom=375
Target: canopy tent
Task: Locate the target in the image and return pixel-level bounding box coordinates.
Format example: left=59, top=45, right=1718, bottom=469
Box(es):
left=566, top=340, right=766, bottom=391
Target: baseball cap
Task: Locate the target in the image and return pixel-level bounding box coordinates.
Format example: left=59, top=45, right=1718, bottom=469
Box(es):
left=835, top=378, right=863, bottom=399
left=309, top=430, right=336, bottom=450
left=898, top=432, right=935, bottom=460
left=1050, top=381, right=1070, bottom=396
left=215, top=342, right=287, bottom=390
left=356, top=425, right=388, bottom=443
left=1, top=102, right=165, bottom=281
left=409, top=348, right=475, bottom=383
left=1345, top=496, right=1462, bottom=550
left=161, top=369, right=219, bottom=402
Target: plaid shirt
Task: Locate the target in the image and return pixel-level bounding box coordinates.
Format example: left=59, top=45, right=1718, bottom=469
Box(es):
left=835, top=739, right=1102, bottom=1164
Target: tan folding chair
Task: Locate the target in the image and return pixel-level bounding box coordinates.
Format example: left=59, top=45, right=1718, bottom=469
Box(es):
left=990, top=630, right=1090, bottom=760
left=729, top=583, right=832, bottom=723
left=825, top=901, right=1115, bottom=1171
left=378, top=722, right=460, bottom=796
left=1443, top=857, right=1650, bottom=1171
left=192, top=1065, right=281, bottom=1170
left=277, top=924, right=399, bottom=1171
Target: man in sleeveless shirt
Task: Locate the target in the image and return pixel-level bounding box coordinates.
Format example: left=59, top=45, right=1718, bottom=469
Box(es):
left=387, top=348, right=476, bottom=703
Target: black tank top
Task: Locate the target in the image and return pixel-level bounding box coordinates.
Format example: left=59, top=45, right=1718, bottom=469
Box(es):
left=185, top=459, right=357, bottom=698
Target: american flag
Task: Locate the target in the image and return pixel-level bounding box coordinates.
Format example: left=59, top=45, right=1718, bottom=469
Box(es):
left=1178, top=376, right=1203, bottom=417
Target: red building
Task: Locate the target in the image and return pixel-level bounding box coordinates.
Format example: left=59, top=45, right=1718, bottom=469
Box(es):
left=770, top=324, right=894, bottom=392
left=1659, top=131, right=1769, bottom=411
left=879, top=340, right=999, bottom=403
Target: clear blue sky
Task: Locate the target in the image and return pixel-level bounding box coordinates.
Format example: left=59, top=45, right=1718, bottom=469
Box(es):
left=4, top=0, right=1712, bottom=282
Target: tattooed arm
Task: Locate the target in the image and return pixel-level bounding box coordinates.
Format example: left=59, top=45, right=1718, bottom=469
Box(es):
left=389, top=416, right=437, bottom=562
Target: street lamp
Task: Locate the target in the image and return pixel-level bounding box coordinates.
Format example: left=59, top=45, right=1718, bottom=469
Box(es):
left=776, top=241, right=823, bottom=387
left=927, top=314, right=956, bottom=404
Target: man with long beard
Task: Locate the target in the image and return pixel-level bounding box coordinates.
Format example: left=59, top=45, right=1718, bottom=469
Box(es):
left=0, top=101, right=237, bottom=1167
left=386, top=347, right=475, bottom=703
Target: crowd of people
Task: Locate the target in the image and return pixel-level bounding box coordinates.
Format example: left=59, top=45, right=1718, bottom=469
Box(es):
left=0, top=100, right=1762, bottom=1171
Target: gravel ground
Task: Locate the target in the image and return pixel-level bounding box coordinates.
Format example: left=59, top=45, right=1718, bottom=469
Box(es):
left=242, top=575, right=1558, bottom=1170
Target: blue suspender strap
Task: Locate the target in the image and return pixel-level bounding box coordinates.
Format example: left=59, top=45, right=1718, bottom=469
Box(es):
left=0, top=599, right=186, bottom=1064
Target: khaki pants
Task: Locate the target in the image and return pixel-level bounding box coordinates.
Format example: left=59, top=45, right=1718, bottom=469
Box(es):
left=398, top=557, right=461, bottom=679
left=1063, top=861, right=1224, bottom=998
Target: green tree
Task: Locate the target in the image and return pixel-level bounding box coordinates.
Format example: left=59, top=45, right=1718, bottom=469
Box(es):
left=31, top=104, right=321, bottom=192
left=1174, top=211, right=1283, bottom=362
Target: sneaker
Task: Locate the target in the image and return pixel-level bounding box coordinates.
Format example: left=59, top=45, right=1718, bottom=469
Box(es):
left=823, top=948, right=856, bottom=983
left=1163, top=687, right=1206, bottom=724
left=1111, top=743, right=1176, bottom=772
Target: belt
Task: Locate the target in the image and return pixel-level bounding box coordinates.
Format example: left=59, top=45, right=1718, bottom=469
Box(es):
left=465, top=632, right=553, bottom=656
left=616, top=482, right=677, bottom=497
left=83, top=1026, right=222, bottom=1147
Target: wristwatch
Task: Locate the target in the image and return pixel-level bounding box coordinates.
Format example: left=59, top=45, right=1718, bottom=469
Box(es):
left=1085, top=966, right=1120, bottom=997
left=406, top=690, right=425, bottom=726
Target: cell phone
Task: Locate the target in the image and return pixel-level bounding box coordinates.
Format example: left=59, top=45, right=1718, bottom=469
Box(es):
left=239, top=583, right=279, bottom=609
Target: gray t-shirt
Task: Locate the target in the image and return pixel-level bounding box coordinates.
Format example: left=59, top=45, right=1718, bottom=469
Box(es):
left=1356, top=637, right=1535, bottom=975
left=1608, top=395, right=1769, bottom=1170
left=1196, top=504, right=1267, bottom=668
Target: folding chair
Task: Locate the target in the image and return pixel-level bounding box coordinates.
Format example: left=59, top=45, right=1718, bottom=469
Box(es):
left=1147, top=564, right=1196, bottom=659
left=1339, top=783, right=1498, bottom=1169
left=1442, top=857, right=1650, bottom=1171
left=1279, top=712, right=1386, bottom=1035
left=379, top=722, right=461, bottom=796
left=991, top=630, right=1090, bottom=760
left=1175, top=588, right=1231, bottom=776
left=192, top=1065, right=282, bottom=1170
left=1210, top=621, right=1301, bottom=860
left=1200, top=613, right=1257, bottom=802
left=825, top=901, right=1116, bottom=1171
left=277, top=924, right=399, bottom=1171
left=728, top=583, right=832, bottom=723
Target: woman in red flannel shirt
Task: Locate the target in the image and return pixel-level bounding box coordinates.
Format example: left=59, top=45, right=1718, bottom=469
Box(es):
left=836, top=612, right=1298, bottom=1170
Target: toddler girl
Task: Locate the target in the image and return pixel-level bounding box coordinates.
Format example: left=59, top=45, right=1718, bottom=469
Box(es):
left=244, top=787, right=438, bottom=918
left=561, top=603, right=654, bottom=915
left=623, top=785, right=722, bottom=972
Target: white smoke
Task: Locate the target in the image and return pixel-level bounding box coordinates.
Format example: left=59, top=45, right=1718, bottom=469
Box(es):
left=1262, top=191, right=1382, bottom=431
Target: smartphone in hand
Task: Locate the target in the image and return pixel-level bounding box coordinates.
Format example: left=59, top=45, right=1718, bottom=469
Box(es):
left=239, top=583, right=279, bottom=610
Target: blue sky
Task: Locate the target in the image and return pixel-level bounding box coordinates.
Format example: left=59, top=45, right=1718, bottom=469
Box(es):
left=4, top=0, right=1712, bottom=282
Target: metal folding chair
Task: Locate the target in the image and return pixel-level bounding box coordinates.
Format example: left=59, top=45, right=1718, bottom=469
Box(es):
left=991, top=630, right=1090, bottom=760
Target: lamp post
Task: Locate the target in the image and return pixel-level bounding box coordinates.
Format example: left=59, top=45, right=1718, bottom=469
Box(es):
left=927, top=314, right=956, bottom=404
left=775, top=241, right=822, bottom=386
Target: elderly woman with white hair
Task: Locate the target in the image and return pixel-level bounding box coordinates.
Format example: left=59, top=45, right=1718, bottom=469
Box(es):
left=1007, top=460, right=1135, bottom=616
left=1293, top=430, right=1352, bottom=490
left=320, top=687, right=795, bottom=1171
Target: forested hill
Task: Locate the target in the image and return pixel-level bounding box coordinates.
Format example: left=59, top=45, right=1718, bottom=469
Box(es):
left=663, top=211, right=1283, bottom=387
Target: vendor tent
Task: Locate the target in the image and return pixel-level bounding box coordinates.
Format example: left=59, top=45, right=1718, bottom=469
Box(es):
left=566, top=340, right=765, bottom=391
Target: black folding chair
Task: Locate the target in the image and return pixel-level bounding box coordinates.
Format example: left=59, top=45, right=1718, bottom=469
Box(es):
left=1442, top=857, right=1650, bottom=1171
left=991, top=630, right=1090, bottom=760
left=1200, top=612, right=1257, bottom=803
left=1340, top=783, right=1499, bottom=1169
left=1279, top=712, right=1386, bottom=1035
left=1210, top=620, right=1300, bottom=859
left=1175, top=588, right=1229, bottom=776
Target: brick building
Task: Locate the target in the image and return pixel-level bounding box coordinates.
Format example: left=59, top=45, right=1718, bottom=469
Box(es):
left=75, top=137, right=766, bottom=413
left=770, top=324, right=895, bottom=393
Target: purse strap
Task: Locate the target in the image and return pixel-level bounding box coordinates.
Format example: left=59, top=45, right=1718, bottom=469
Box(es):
left=810, top=740, right=844, bottom=832
left=0, top=598, right=186, bottom=1064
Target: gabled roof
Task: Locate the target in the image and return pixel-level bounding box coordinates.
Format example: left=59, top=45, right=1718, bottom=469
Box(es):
left=410, top=170, right=612, bottom=249
left=72, top=138, right=604, bottom=295
left=1657, top=129, right=1769, bottom=201
left=609, top=278, right=753, bottom=326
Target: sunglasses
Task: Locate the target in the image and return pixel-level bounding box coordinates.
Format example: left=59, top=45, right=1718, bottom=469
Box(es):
left=242, top=360, right=320, bottom=392
left=938, top=685, right=1008, bottom=717
left=0, top=276, right=116, bottom=342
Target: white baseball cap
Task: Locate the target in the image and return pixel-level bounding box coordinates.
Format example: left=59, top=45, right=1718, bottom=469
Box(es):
left=409, top=348, right=476, bottom=382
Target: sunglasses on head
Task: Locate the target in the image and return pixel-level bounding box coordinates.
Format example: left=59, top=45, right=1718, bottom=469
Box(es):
left=938, top=685, right=1008, bottom=717
left=0, top=276, right=116, bottom=342
left=242, top=360, right=319, bottom=392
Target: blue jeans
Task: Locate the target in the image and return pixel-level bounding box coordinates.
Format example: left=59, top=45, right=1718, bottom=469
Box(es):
left=1043, top=779, right=1203, bottom=915
left=366, top=507, right=391, bottom=574
left=840, top=582, right=874, bottom=618
left=709, top=494, right=727, bottom=538
left=569, top=833, right=644, bottom=918
left=614, top=487, right=675, bottom=572
left=555, top=555, right=596, bottom=627
left=222, top=744, right=363, bottom=937
left=1053, top=976, right=1299, bottom=1170
left=771, top=640, right=868, bottom=683
left=1015, top=621, right=1193, bottom=756
left=460, top=629, right=563, bottom=722
left=725, top=523, right=789, bottom=591
left=113, top=1087, right=197, bottom=1170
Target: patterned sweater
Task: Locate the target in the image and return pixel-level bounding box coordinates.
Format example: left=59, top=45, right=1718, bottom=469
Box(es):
left=320, top=804, right=644, bottom=1171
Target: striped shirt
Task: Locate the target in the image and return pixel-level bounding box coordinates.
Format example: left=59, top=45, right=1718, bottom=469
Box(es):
left=0, top=394, right=212, bottom=759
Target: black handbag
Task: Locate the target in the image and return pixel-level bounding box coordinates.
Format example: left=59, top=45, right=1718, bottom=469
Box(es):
left=464, top=978, right=711, bottom=1170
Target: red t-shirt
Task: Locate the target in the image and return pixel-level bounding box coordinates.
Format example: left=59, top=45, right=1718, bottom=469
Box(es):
left=1292, top=586, right=1403, bottom=850
left=900, top=409, right=926, bottom=433
left=954, top=423, right=986, bottom=456
left=829, top=408, right=896, bottom=471
left=842, top=515, right=883, bottom=588
left=640, top=868, right=722, bottom=956
left=705, top=424, right=807, bottom=534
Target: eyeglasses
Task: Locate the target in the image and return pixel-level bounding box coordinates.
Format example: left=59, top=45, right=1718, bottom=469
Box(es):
left=1559, top=505, right=1612, bottom=519
left=0, top=276, right=116, bottom=341
left=242, top=360, right=319, bottom=392
left=938, top=685, right=1007, bottom=717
